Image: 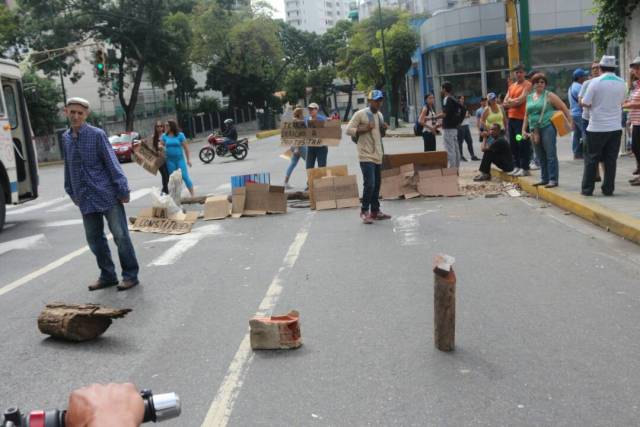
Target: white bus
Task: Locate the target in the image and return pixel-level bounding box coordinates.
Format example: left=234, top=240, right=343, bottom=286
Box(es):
left=0, top=58, right=39, bottom=232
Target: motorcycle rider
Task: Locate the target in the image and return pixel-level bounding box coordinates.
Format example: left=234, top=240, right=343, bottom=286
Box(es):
left=222, top=118, right=238, bottom=152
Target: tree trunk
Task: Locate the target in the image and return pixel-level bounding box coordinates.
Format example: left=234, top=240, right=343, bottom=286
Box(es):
left=433, top=255, right=456, bottom=352
left=343, top=78, right=354, bottom=121
left=38, top=303, right=132, bottom=342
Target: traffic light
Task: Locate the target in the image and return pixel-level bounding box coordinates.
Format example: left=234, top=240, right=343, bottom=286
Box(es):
left=95, top=49, right=106, bottom=77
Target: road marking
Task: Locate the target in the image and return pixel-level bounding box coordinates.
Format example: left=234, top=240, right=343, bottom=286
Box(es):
left=147, top=224, right=223, bottom=266
left=130, top=188, right=152, bottom=202
left=392, top=211, right=436, bottom=246
left=43, top=219, right=84, bottom=227
left=0, top=235, right=113, bottom=298
left=201, top=214, right=312, bottom=427
left=7, top=196, right=68, bottom=215
left=0, top=234, right=48, bottom=256
left=214, top=183, right=231, bottom=193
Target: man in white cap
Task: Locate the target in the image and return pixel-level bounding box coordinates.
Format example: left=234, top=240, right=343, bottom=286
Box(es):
left=305, top=102, right=328, bottom=169
left=580, top=55, right=627, bottom=196
left=63, top=97, right=140, bottom=291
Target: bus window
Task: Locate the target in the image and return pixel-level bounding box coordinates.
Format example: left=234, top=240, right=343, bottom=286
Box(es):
left=2, top=85, right=18, bottom=129
left=0, top=82, right=5, bottom=117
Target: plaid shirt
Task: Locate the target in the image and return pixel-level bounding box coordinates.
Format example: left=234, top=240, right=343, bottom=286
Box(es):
left=63, top=123, right=130, bottom=215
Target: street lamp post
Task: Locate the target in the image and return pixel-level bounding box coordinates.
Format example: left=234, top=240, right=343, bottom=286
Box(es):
left=377, top=0, right=393, bottom=127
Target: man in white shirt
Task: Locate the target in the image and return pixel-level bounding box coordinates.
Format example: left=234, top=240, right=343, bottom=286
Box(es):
left=580, top=55, right=627, bottom=196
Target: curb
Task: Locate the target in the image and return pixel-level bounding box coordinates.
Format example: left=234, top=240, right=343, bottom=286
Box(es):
left=493, top=169, right=640, bottom=245
left=256, top=129, right=281, bottom=139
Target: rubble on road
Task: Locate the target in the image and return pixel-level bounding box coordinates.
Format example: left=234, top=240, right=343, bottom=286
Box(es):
left=38, top=303, right=132, bottom=342
left=458, top=170, right=523, bottom=198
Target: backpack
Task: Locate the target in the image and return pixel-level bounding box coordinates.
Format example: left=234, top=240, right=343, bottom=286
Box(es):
left=446, top=96, right=466, bottom=127
left=414, top=119, right=423, bottom=136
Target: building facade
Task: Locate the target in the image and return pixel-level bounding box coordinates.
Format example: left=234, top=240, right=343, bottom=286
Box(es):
left=406, top=0, right=597, bottom=119
left=285, top=0, right=351, bottom=34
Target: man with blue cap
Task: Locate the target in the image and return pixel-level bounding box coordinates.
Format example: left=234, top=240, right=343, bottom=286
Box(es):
left=569, top=68, right=588, bottom=159
left=347, top=89, right=391, bottom=224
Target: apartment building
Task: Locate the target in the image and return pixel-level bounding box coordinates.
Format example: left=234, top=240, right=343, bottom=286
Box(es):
left=285, top=0, right=352, bottom=34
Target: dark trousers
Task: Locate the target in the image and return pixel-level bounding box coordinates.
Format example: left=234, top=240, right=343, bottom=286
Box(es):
left=360, top=162, right=381, bottom=213
left=457, top=125, right=475, bottom=157
left=306, top=146, right=328, bottom=169
left=159, top=163, right=169, bottom=194
left=632, top=125, right=640, bottom=169
left=422, top=131, right=436, bottom=151
left=582, top=130, right=622, bottom=195
left=508, top=118, right=530, bottom=170
left=479, top=140, right=514, bottom=175
left=82, top=203, right=139, bottom=283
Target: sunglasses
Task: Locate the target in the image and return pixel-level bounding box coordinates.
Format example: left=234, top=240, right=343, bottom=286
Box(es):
left=534, top=80, right=546, bottom=85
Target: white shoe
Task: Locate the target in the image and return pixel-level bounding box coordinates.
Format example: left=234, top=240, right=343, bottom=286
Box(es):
left=512, top=169, right=524, bottom=177
left=508, top=168, right=521, bottom=176
left=530, top=163, right=540, bottom=170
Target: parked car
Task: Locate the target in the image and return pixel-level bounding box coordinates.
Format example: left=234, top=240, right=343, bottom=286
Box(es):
left=109, top=133, right=136, bottom=163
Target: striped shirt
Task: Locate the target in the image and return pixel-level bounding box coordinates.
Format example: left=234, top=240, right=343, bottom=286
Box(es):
left=63, top=123, right=130, bottom=215
left=629, top=81, right=640, bottom=125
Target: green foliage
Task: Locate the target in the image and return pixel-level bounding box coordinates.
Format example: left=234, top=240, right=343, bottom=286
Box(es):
left=306, top=65, right=337, bottom=113
left=196, top=96, right=221, bottom=113
left=282, top=68, right=308, bottom=106
left=0, top=5, right=21, bottom=57
left=591, top=0, right=640, bottom=54
left=22, top=69, right=63, bottom=135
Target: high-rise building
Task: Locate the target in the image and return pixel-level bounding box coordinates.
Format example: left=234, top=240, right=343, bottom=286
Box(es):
left=285, top=0, right=351, bottom=34
left=359, top=0, right=497, bottom=20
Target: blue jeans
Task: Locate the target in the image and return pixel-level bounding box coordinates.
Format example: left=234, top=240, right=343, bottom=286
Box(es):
left=533, top=124, right=559, bottom=183
left=285, top=147, right=307, bottom=178
left=82, top=203, right=139, bottom=283
left=572, top=115, right=584, bottom=156
left=359, top=162, right=381, bottom=213
left=306, top=146, right=328, bottom=169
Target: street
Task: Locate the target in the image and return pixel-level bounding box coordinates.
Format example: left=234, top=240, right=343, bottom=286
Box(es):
left=1, top=132, right=640, bottom=427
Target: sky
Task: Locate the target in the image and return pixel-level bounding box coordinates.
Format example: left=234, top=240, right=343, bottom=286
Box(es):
left=264, top=0, right=285, bottom=19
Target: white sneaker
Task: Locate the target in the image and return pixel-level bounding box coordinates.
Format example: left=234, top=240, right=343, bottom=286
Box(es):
left=530, top=163, right=540, bottom=170
left=508, top=168, right=521, bottom=176
left=512, top=169, right=524, bottom=177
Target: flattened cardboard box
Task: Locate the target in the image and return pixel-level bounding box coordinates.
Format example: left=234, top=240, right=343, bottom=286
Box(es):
left=231, top=183, right=287, bottom=217
left=203, top=196, right=231, bottom=220
left=281, top=120, right=342, bottom=147
left=307, top=165, right=349, bottom=210
left=312, top=175, right=360, bottom=211
left=132, top=142, right=165, bottom=175
left=417, top=168, right=459, bottom=197
left=380, top=165, right=419, bottom=200
left=382, top=151, right=448, bottom=170
left=131, top=208, right=199, bottom=234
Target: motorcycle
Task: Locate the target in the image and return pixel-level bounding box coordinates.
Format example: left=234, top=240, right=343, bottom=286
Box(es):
left=2, top=389, right=180, bottom=426
left=199, top=132, right=249, bottom=163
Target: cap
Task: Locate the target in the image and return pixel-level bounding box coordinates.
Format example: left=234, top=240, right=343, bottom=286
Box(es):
left=66, top=97, right=90, bottom=109
left=572, top=68, right=587, bottom=79
left=308, top=103, right=319, bottom=110
left=368, top=89, right=384, bottom=101
left=599, top=55, right=617, bottom=68
left=487, top=92, right=497, bottom=101
left=630, top=56, right=640, bottom=67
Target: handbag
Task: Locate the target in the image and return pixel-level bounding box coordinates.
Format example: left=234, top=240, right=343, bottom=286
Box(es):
left=531, top=92, right=548, bottom=145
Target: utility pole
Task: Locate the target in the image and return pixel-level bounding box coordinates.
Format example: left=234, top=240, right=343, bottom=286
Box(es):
left=519, top=0, right=531, bottom=70
left=377, top=0, right=393, bottom=127
left=505, top=0, right=520, bottom=69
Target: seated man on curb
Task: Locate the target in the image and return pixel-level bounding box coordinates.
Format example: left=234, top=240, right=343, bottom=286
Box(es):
left=473, top=123, right=515, bottom=181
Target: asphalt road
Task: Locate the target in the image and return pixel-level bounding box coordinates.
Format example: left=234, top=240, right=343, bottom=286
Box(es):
left=1, top=131, right=639, bottom=427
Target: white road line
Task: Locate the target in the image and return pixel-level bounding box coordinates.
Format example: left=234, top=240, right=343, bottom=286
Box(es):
left=130, top=188, right=152, bottom=202
left=7, top=196, right=68, bottom=215
left=0, top=234, right=48, bottom=256
left=47, top=202, right=75, bottom=213
left=43, top=219, right=84, bottom=227
left=201, top=215, right=311, bottom=427
left=214, top=183, right=231, bottom=193
left=392, top=211, right=436, bottom=246
left=147, top=224, right=223, bottom=266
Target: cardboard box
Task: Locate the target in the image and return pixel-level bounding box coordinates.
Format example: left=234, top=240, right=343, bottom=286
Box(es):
left=130, top=208, right=199, bottom=234
left=132, top=142, right=165, bottom=175
left=203, top=196, right=231, bottom=220
left=312, top=175, right=360, bottom=211
left=417, top=168, right=459, bottom=197
left=382, top=151, right=448, bottom=170
left=307, top=165, right=349, bottom=210
left=380, top=165, right=420, bottom=199
left=281, top=120, right=342, bottom=147
left=400, top=164, right=421, bottom=199
left=231, top=183, right=287, bottom=217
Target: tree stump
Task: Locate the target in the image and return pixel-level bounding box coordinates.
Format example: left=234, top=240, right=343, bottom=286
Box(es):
left=37, top=303, right=132, bottom=342
left=433, top=254, right=456, bottom=352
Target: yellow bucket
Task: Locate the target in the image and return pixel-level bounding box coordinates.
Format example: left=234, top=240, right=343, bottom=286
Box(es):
left=551, top=111, right=571, bottom=136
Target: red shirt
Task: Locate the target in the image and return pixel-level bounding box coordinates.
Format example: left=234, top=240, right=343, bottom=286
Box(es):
left=629, top=81, right=640, bottom=125
left=507, top=80, right=532, bottom=120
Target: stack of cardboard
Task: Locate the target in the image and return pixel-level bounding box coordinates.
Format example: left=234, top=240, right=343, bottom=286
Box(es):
left=380, top=151, right=459, bottom=199
left=203, top=196, right=231, bottom=220
left=307, top=165, right=360, bottom=211
left=231, top=183, right=287, bottom=218
left=130, top=207, right=199, bottom=235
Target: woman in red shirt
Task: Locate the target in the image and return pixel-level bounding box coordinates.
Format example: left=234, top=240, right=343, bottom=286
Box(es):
left=624, top=56, right=640, bottom=186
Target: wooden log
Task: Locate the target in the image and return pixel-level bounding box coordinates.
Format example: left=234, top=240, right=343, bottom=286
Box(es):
left=37, top=303, right=132, bottom=342
left=181, top=195, right=208, bottom=205
left=286, top=191, right=309, bottom=201
left=433, top=254, right=456, bottom=352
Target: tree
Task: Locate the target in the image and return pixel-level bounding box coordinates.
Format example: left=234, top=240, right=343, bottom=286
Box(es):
left=282, top=68, right=308, bottom=106
left=20, top=0, right=197, bottom=131
left=591, top=0, right=640, bottom=54
left=22, top=69, right=63, bottom=135
left=306, top=65, right=337, bottom=115
left=0, top=5, right=21, bottom=58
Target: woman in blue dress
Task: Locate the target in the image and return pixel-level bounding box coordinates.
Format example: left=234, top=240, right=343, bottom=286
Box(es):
left=162, top=120, right=195, bottom=196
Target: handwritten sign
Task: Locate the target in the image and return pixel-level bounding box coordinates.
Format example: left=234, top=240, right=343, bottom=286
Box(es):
left=281, top=120, right=342, bottom=147
left=133, top=141, right=165, bottom=175
left=130, top=216, right=194, bottom=235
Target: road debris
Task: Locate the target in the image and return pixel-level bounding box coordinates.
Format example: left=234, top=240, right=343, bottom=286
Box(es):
left=38, top=303, right=132, bottom=342
left=249, top=310, right=302, bottom=350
